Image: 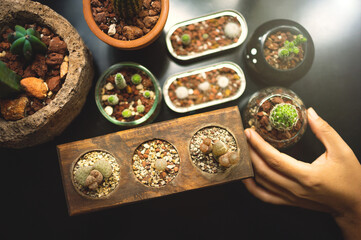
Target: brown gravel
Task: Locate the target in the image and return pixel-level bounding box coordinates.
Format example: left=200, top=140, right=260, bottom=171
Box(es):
left=167, top=67, right=242, bottom=108
left=170, top=16, right=241, bottom=56
left=91, top=0, right=161, bottom=41
left=132, top=139, right=180, bottom=187
left=190, top=126, right=237, bottom=174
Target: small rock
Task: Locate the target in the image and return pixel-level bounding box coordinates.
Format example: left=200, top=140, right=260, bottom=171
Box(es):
left=108, top=24, right=117, bottom=36
left=60, top=61, right=68, bottom=79
left=46, top=76, right=61, bottom=92
left=143, top=16, right=159, bottom=29
left=48, top=36, right=67, bottom=54
left=46, top=53, right=64, bottom=66
left=0, top=96, right=29, bottom=121
left=20, top=77, right=48, bottom=99
left=122, top=26, right=143, bottom=40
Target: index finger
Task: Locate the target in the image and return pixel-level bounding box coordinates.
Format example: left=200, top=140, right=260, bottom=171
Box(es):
left=244, top=128, right=311, bottom=180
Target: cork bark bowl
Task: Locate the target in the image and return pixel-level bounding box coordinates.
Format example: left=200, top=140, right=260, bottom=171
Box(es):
left=83, top=0, right=169, bottom=50
left=0, top=0, right=94, bottom=148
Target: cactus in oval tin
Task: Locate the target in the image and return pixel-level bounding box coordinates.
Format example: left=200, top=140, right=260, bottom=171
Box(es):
left=112, top=0, right=143, bottom=19
left=7, top=25, right=47, bottom=61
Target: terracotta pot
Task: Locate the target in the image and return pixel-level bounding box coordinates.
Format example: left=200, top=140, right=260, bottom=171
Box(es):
left=0, top=0, right=94, bottom=148
left=83, top=0, right=169, bottom=50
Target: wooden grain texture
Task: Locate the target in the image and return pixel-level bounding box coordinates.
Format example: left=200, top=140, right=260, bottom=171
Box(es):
left=57, top=106, right=254, bottom=216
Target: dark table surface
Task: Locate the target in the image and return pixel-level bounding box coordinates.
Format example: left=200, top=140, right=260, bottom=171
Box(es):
left=3, top=0, right=360, bottom=239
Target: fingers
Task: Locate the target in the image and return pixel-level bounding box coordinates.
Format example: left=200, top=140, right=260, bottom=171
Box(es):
left=248, top=144, right=302, bottom=191
left=242, top=178, right=332, bottom=213
left=307, top=108, right=348, bottom=153
left=245, top=128, right=311, bottom=180
left=242, top=178, right=292, bottom=205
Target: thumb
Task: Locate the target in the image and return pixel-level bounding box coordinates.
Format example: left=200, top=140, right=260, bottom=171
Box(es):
left=307, top=107, right=347, bottom=152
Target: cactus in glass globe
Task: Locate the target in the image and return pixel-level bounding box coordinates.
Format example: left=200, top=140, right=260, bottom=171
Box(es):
left=7, top=25, right=47, bottom=61
left=269, top=103, right=299, bottom=131
left=112, top=0, right=142, bottom=20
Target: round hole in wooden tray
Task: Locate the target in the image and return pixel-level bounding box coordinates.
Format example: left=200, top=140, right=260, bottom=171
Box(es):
left=71, top=149, right=121, bottom=199
left=132, top=139, right=180, bottom=188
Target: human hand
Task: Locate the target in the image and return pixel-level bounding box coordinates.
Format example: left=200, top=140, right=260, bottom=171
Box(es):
left=242, top=107, right=361, bottom=240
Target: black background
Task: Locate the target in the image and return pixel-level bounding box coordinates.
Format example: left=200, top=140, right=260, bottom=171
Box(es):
left=2, top=0, right=360, bottom=239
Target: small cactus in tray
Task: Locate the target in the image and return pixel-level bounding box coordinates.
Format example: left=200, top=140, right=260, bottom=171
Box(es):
left=7, top=25, right=47, bottom=61
left=0, top=60, right=23, bottom=99
left=112, top=0, right=143, bottom=19
left=269, top=103, right=299, bottom=131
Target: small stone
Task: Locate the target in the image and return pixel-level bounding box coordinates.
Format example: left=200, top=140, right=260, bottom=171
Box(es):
left=224, top=22, right=241, bottom=39
left=48, top=36, right=67, bottom=54
left=108, top=24, right=117, bottom=36
left=104, top=106, right=113, bottom=116
left=0, top=96, right=29, bottom=121
left=60, top=60, right=68, bottom=79
left=175, top=86, right=188, bottom=99
left=198, top=81, right=210, bottom=91
left=20, top=77, right=48, bottom=99
left=46, top=76, right=61, bottom=92
left=217, top=76, right=229, bottom=88
left=105, top=82, right=114, bottom=90
left=122, top=26, right=143, bottom=40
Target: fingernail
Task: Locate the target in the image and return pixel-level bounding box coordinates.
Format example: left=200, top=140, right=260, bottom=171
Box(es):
left=244, top=129, right=251, bottom=139
left=308, top=107, right=319, bottom=120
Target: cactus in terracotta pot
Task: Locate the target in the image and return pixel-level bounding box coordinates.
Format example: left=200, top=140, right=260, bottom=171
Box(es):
left=112, top=0, right=143, bottom=19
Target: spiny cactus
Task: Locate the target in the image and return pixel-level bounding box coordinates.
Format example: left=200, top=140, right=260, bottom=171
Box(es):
left=112, top=0, right=143, bottom=19
left=181, top=34, right=191, bottom=45
left=131, top=73, right=142, bottom=85
left=269, top=103, right=299, bottom=131
left=136, top=104, right=145, bottom=113
left=107, top=94, right=119, bottom=105
left=278, top=34, right=307, bottom=59
left=122, top=108, right=132, bottom=118
left=93, top=159, right=113, bottom=178
left=7, top=25, right=47, bottom=61
left=0, top=61, right=23, bottom=99
left=114, top=73, right=127, bottom=89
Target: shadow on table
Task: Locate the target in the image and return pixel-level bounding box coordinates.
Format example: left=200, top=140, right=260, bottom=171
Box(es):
left=106, top=31, right=170, bottom=79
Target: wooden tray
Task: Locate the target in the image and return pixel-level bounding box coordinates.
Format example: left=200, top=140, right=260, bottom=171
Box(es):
left=57, top=106, right=254, bottom=216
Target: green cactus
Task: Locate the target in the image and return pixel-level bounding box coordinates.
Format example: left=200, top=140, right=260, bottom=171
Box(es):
left=107, top=95, right=119, bottom=105
left=74, top=166, right=94, bottom=186
left=122, top=108, right=132, bottom=118
left=181, top=34, right=191, bottom=45
left=114, top=73, right=127, bottom=89
left=143, top=90, right=151, bottom=98
left=0, top=61, right=23, bottom=99
left=131, top=73, right=142, bottom=85
left=269, top=103, right=299, bottom=131
left=278, top=34, right=307, bottom=59
left=136, top=104, right=145, bottom=113
left=112, top=0, right=143, bottom=19
left=7, top=25, right=47, bottom=61
left=93, top=159, right=113, bottom=178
